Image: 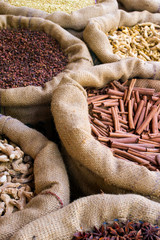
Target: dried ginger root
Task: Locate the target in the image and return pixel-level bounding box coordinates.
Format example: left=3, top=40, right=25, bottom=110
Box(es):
left=0, top=137, right=34, bottom=216
left=107, top=22, right=160, bottom=61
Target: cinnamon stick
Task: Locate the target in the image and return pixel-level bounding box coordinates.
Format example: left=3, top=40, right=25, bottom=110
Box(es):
left=107, top=89, right=124, bottom=97
left=113, top=80, right=126, bottom=91
left=126, top=78, right=137, bottom=102
left=127, top=148, right=157, bottom=165
left=109, top=132, right=139, bottom=138
left=111, top=106, right=120, bottom=132
left=128, top=100, right=135, bottom=129
left=136, top=106, right=146, bottom=130
left=133, top=100, right=145, bottom=126
left=152, top=113, right=159, bottom=134
left=90, top=124, right=101, bottom=137
left=135, top=90, right=140, bottom=103
left=136, top=105, right=159, bottom=135
left=113, top=149, right=150, bottom=166
left=119, top=99, right=126, bottom=120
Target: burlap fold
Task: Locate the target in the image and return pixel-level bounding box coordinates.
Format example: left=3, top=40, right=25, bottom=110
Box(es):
left=0, top=14, right=92, bottom=124
left=0, top=115, right=70, bottom=240
left=9, top=193, right=160, bottom=240
left=83, top=10, right=160, bottom=63
left=118, top=0, right=160, bottom=13
left=0, top=0, right=118, bottom=31
left=51, top=58, right=160, bottom=200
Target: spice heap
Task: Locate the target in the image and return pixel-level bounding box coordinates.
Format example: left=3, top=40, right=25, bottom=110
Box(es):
left=0, top=29, right=68, bottom=88
left=87, top=79, right=160, bottom=171
left=0, top=137, right=34, bottom=216
left=4, top=0, right=95, bottom=14
left=72, top=220, right=160, bottom=239
left=107, top=23, right=160, bottom=61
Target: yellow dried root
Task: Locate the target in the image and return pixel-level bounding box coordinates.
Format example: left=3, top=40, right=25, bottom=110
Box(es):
left=107, top=22, right=160, bottom=61
left=0, top=138, right=34, bottom=217
left=4, top=0, right=95, bottom=14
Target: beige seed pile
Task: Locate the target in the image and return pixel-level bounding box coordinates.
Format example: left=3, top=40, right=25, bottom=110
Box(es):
left=0, top=137, right=34, bottom=216
left=107, top=22, right=160, bottom=61
left=4, top=0, right=95, bottom=14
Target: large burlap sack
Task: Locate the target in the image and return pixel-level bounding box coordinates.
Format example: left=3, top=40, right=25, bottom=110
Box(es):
left=0, top=0, right=118, bottom=31
left=51, top=58, right=160, bottom=200
left=9, top=193, right=160, bottom=240
left=117, top=0, right=160, bottom=13
left=83, top=10, right=160, bottom=63
left=0, top=115, right=70, bottom=240
left=0, top=14, right=92, bottom=125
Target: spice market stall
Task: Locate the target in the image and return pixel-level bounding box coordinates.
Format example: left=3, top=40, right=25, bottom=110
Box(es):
left=0, top=114, right=69, bottom=240
left=0, top=1, right=159, bottom=239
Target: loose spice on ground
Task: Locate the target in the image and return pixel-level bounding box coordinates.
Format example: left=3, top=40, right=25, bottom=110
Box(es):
left=107, top=23, right=160, bottom=61
left=87, top=79, right=160, bottom=171
left=0, top=29, right=68, bottom=88
left=0, top=136, right=34, bottom=216
left=4, top=0, right=95, bottom=14
left=72, top=220, right=160, bottom=239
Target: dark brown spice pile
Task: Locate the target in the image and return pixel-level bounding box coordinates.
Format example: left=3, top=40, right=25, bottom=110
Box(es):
left=0, top=29, right=68, bottom=88
left=87, top=79, right=160, bottom=171
left=72, top=220, right=160, bottom=239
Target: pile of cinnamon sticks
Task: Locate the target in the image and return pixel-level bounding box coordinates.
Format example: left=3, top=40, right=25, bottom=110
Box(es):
left=87, top=79, right=160, bottom=171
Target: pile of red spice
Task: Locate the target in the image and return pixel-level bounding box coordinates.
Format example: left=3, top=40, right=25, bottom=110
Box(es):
left=0, top=29, right=68, bottom=88
left=87, top=79, right=160, bottom=171
left=72, top=220, right=160, bottom=239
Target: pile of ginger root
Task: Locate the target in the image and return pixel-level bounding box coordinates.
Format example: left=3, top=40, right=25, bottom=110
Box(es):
left=0, top=137, right=34, bottom=216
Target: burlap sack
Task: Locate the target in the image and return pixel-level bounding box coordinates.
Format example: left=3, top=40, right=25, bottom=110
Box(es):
left=0, top=115, right=69, bottom=240
left=0, top=0, right=118, bottom=31
left=117, top=0, right=160, bottom=13
left=83, top=10, right=160, bottom=63
left=9, top=193, right=160, bottom=240
left=0, top=14, right=92, bottom=125
left=51, top=58, right=160, bottom=201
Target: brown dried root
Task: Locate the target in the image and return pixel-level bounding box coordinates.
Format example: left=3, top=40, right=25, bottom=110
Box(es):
left=0, top=137, right=34, bottom=216
left=0, top=201, right=5, bottom=215
left=1, top=193, right=15, bottom=215
left=107, top=23, right=160, bottom=61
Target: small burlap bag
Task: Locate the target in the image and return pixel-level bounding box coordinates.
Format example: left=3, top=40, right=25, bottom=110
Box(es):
left=0, top=14, right=92, bottom=125
left=117, top=0, right=160, bottom=13
left=0, top=115, right=69, bottom=240
left=51, top=58, right=160, bottom=200
left=0, top=0, right=118, bottom=31
left=83, top=10, right=160, bottom=63
left=9, top=193, right=160, bottom=240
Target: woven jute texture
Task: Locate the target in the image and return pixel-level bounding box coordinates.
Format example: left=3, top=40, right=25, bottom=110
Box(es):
left=10, top=193, right=160, bottom=240
left=0, top=115, right=70, bottom=240
left=0, top=0, right=118, bottom=31
left=83, top=10, right=160, bottom=63
left=51, top=58, right=160, bottom=200
left=0, top=14, right=92, bottom=125
left=118, top=0, right=160, bottom=13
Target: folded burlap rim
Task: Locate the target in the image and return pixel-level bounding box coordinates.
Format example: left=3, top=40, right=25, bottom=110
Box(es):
left=117, top=0, right=160, bottom=13
left=0, top=0, right=118, bottom=30
left=10, top=193, right=160, bottom=240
